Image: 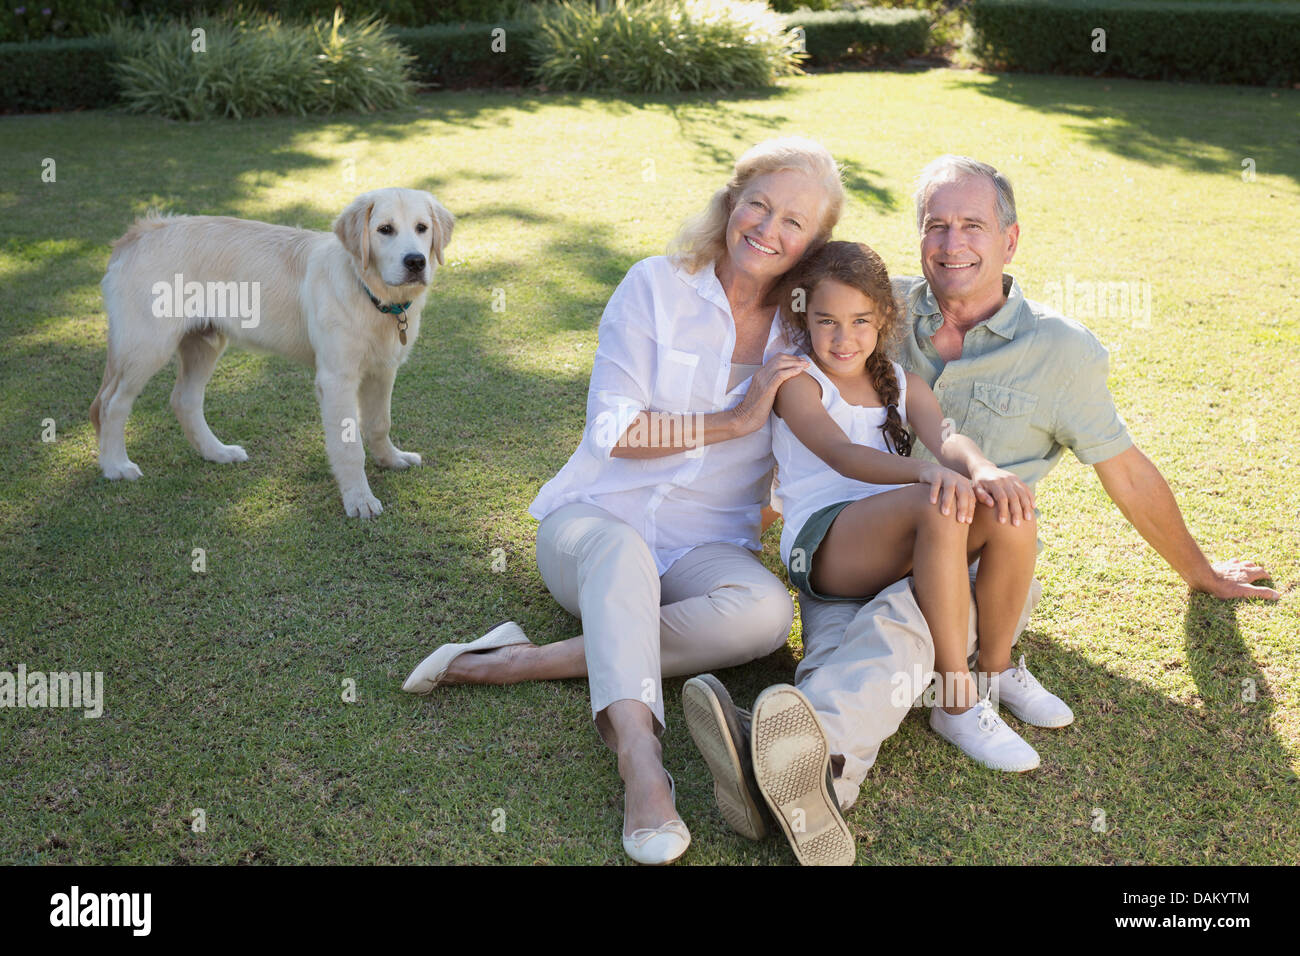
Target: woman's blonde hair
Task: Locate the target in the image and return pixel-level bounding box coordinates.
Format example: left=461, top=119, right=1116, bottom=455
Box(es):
left=667, top=136, right=845, bottom=274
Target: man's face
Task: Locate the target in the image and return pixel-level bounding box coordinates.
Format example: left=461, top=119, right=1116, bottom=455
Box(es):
left=919, top=176, right=1019, bottom=308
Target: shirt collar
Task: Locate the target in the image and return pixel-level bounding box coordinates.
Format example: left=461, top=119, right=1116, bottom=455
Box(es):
left=915, top=274, right=1024, bottom=341
left=673, top=257, right=789, bottom=357
left=673, top=257, right=732, bottom=314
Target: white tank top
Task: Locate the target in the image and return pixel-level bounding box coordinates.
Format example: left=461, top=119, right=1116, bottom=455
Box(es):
left=772, top=356, right=909, bottom=567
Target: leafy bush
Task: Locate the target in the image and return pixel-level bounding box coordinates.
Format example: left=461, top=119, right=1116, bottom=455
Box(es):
left=787, top=7, right=931, bottom=64
left=392, top=20, right=536, bottom=88
left=110, top=9, right=415, bottom=120
left=0, top=2, right=551, bottom=43
left=528, top=0, right=804, bottom=93
left=968, top=0, right=1300, bottom=86
left=0, top=35, right=118, bottom=112
left=768, top=0, right=838, bottom=11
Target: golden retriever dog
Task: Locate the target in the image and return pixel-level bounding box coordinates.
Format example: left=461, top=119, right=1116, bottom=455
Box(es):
left=90, top=188, right=453, bottom=518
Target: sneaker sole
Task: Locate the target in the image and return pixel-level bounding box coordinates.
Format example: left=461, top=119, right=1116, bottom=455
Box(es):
left=751, top=685, right=855, bottom=866
left=682, top=675, right=768, bottom=841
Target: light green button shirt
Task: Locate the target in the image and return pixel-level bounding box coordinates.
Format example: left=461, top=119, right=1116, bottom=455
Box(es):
left=894, top=274, right=1133, bottom=489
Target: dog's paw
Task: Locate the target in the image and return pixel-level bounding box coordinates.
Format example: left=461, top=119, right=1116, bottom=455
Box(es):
left=342, top=488, right=384, bottom=519
left=203, top=443, right=248, bottom=464
left=102, top=460, right=143, bottom=481
left=378, top=449, right=422, bottom=470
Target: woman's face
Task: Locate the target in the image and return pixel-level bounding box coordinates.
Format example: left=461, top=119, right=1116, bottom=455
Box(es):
left=723, top=169, right=825, bottom=289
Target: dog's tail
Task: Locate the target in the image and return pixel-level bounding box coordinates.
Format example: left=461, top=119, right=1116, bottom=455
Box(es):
left=94, top=214, right=167, bottom=435
left=89, top=356, right=113, bottom=437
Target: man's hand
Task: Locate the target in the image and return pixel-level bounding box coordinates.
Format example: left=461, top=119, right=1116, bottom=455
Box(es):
left=1199, top=559, right=1281, bottom=601
left=970, top=463, right=1035, bottom=526
left=1094, top=445, right=1280, bottom=601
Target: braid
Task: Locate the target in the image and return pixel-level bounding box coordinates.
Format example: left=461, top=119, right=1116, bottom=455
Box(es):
left=866, top=351, right=912, bottom=457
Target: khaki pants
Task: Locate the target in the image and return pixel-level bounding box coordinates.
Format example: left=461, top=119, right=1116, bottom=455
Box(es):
left=796, top=566, right=1041, bottom=810
left=536, top=502, right=793, bottom=743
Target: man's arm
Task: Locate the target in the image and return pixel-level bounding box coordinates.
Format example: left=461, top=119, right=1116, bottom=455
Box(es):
left=1092, top=444, right=1279, bottom=600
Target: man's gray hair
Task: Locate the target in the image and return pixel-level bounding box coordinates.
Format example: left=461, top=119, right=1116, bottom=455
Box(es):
left=914, top=155, right=1017, bottom=235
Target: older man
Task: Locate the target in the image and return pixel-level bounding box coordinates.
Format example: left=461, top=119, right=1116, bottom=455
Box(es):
left=684, top=155, right=1277, bottom=864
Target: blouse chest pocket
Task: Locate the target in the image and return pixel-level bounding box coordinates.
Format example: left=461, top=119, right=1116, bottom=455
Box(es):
left=964, top=381, right=1039, bottom=465
left=653, top=348, right=700, bottom=414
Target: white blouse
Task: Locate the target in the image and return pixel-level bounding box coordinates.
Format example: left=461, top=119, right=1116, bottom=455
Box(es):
left=771, top=356, right=910, bottom=568
left=529, top=255, right=792, bottom=574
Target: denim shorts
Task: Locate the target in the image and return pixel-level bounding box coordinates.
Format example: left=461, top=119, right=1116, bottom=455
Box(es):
left=786, top=499, right=863, bottom=603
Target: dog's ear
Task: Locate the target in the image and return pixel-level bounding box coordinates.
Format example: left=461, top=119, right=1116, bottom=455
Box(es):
left=333, top=195, right=374, bottom=272
left=425, top=193, right=455, bottom=267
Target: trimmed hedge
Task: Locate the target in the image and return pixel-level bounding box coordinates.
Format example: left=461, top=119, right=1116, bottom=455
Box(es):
left=787, top=7, right=931, bottom=65
left=0, top=2, right=545, bottom=43
left=0, top=36, right=118, bottom=112
left=968, top=0, right=1300, bottom=86
left=391, top=21, right=535, bottom=88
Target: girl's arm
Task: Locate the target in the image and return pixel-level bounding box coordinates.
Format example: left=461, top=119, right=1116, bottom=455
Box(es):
left=906, top=372, right=1036, bottom=524
left=774, top=372, right=975, bottom=520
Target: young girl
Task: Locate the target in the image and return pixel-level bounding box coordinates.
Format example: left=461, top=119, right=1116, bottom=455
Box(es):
left=771, top=241, right=1072, bottom=771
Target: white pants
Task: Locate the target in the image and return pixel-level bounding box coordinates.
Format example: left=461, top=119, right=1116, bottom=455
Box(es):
left=796, top=565, right=1041, bottom=810
left=536, top=502, right=793, bottom=744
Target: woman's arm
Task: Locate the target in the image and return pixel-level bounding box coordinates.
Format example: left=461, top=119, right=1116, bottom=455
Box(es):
left=610, top=352, right=809, bottom=459
left=906, top=372, right=1035, bottom=523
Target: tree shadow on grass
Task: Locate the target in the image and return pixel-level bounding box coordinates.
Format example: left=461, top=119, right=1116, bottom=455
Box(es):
left=948, top=71, right=1300, bottom=187
left=839, top=618, right=1299, bottom=865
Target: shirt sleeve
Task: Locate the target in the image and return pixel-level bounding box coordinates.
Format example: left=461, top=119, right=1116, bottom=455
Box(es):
left=582, top=262, right=656, bottom=460
left=1053, top=338, right=1133, bottom=465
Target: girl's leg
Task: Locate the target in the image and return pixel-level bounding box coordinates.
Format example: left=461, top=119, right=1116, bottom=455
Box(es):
left=965, top=505, right=1038, bottom=681
left=810, top=485, right=978, bottom=712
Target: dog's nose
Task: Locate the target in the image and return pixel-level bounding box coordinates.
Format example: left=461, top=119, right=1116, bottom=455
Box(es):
left=404, top=253, right=426, bottom=272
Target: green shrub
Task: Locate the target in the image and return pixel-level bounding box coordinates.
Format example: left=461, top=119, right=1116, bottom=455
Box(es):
left=0, top=35, right=118, bottom=112
left=1, top=1, right=117, bottom=43
left=788, top=7, right=931, bottom=64
left=0, top=2, right=551, bottom=43
left=392, top=20, right=536, bottom=88
left=110, top=9, right=415, bottom=120
left=528, top=0, right=804, bottom=93
left=768, top=0, right=838, bottom=11
left=968, top=0, right=1300, bottom=86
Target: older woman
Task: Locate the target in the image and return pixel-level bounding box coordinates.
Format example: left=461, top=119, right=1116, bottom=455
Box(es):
left=403, top=138, right=845, bottom=864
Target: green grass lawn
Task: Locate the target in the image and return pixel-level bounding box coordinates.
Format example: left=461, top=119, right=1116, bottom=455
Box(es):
left=1, top=68, right=1297, bottom=865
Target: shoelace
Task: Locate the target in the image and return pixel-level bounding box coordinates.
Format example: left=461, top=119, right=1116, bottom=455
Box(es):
left=1013, top=654, right=1041, bottom=690
left=974, top=693, right=1001, bottom=733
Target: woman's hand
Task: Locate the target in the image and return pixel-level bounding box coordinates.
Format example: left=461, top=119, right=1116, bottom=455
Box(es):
left=918, top=463, right=977, bottom=523
left=969, top=463, right=1036, bottom=526
left=730, top=353, right=810, bottom=436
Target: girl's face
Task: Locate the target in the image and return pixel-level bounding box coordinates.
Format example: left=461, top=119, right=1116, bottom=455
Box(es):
left=805, top=278, right=881, bottom=377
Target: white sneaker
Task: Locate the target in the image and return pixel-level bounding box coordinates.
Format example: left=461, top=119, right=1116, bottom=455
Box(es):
left=929, top=694, right=1040, bottom=772
left=993, top=655, right=1074, bottom=728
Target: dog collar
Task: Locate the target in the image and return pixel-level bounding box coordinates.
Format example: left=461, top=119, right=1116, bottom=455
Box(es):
left=359, top=279, right=413, bottom=345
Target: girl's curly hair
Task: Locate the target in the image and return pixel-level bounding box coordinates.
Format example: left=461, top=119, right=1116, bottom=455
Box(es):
left=773, top=240, right=911, bottom=456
